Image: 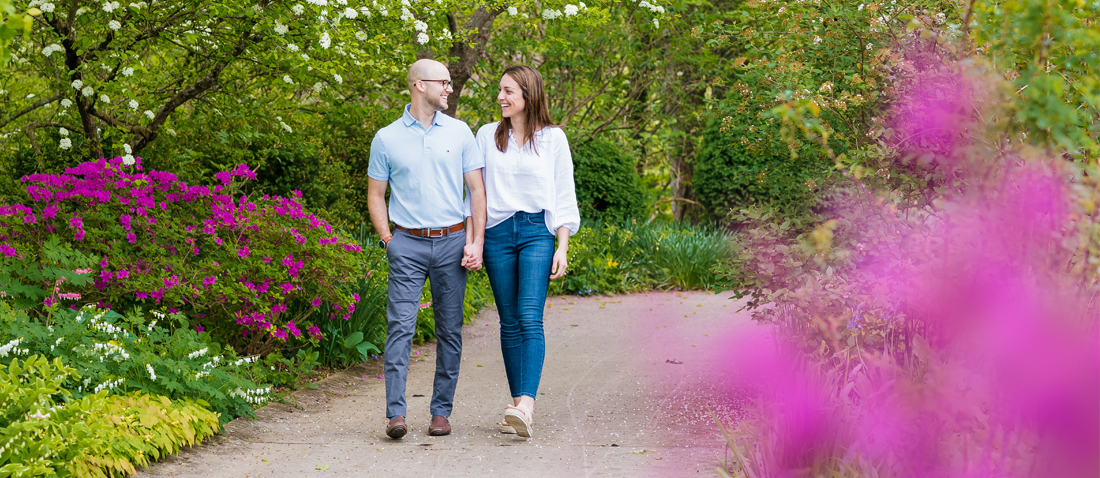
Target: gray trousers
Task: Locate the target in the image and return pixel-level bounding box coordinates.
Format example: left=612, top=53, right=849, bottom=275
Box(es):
left=384, top=229, right=467, bottom=419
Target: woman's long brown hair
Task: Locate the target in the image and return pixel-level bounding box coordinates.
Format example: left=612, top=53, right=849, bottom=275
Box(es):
left=495, top=65, right=557, bottom=154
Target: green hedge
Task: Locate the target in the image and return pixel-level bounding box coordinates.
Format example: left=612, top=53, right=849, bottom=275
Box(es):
left=572, top=139, right=648, bottom=223
left=693, top=119, right=827, bottom=219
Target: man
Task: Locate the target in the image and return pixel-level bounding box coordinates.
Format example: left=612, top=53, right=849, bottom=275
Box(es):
left=367, top=59, right=487, bottom=439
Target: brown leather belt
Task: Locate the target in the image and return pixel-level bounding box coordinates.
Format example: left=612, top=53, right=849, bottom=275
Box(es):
left=396, top=222, right=464, bottom=238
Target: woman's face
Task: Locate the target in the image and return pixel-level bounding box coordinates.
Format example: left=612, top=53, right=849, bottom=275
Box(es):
left=498, top=74, right=526, bottom=120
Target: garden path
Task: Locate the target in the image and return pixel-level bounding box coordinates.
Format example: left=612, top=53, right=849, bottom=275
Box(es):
left=136, top=290, right=764, bottom=478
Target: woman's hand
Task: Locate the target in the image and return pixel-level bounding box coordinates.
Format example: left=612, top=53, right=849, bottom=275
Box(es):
left=550, top=247, right=568, bottom=279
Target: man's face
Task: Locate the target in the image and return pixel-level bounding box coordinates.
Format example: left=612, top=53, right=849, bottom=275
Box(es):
left=422, top=74, right=453, bottom=111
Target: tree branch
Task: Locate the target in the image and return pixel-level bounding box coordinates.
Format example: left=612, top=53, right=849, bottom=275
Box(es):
left=0, top=94, right=63, bottom=131
left=443, top=5, right=506, bottom=118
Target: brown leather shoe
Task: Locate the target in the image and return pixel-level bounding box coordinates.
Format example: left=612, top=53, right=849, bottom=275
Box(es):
left=386, top=416, right=407, bottom=439
left=428, top=415, right=451, bottom=436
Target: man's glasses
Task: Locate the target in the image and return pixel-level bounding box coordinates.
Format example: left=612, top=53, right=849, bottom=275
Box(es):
left=420, top=79, right=453, bottom=89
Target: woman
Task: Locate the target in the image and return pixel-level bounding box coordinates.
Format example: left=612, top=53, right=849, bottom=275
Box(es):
left=476, top=65, right=580, bottom=438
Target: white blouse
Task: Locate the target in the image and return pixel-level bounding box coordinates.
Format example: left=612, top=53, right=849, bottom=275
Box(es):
left=475, top=122, right=581, bottom=236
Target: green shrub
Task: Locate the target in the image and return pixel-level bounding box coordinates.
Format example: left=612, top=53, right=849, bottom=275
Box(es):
left=0, top=158, right=361, bottom=356
left=693, top=120, right=825, bottom=219
left=0, top=355, right=220, bottom=477
left=0, top=302, right=271, bottom=422
left=549, top=222, right=734, bottom=295
left=572, top=139, right=648, bottom=223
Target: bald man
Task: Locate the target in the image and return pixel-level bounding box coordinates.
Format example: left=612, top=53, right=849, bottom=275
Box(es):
left=367, top=59, right=487, bottom=439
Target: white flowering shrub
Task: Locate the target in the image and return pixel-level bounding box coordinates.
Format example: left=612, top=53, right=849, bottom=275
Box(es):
left=0, top=302, right=277, bottom=422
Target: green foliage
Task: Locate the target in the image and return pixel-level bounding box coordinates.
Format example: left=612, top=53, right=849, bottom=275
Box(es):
left=0, top=302, right=272, bottom=422
left=693, top=120, right=823, bottom=218
left=572, top=139, right=648, bottom=222
left=549, top=221, right=733, bottom=296
left=0, top=354, right=219, bottom=477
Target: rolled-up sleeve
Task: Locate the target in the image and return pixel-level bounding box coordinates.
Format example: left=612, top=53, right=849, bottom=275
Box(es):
left=552, top=129, right=581, bottom=235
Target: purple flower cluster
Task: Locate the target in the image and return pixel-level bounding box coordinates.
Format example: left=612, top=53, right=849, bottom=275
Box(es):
left=0, top=157, right=364, bottom=346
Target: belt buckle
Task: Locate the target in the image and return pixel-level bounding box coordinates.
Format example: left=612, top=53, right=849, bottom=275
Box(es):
left=428, top=227, right=445, bottom=238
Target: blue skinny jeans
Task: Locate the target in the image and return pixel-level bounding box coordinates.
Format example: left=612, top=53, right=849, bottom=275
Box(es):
left=483, top=211, right=555, bottom=400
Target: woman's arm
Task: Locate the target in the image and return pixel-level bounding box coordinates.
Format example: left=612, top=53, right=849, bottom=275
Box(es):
left=550, top=226, right=569, bottom=279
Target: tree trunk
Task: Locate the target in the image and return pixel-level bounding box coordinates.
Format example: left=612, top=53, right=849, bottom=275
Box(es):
left=443, top=5, right=505, bottom=118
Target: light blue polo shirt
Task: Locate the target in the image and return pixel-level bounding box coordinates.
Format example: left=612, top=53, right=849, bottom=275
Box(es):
left=367, top=105, right=483, bottom=229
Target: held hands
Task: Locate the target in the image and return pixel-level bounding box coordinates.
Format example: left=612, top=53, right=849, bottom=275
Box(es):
left=549, top=247, right=568, bottom=279
left=461, top=242, right=483, bottom=271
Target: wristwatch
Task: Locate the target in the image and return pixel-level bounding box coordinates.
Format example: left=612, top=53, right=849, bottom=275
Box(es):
left=378, top=234, right=393, bottom=249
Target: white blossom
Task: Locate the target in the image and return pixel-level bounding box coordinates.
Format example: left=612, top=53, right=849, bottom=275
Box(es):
left=283, top=75, right=294, bottom=84
left=0, top=338, right=28, bottom=357
left=81, top=86, right=94, bottom=97
left=146, top=364, right=157, bottom=380
left=122, top=154, right=135, bottom=165
left=122, top=66, right=134, bottom=76
left=359, top=6, right=371, bottom=17
left=564, top=4, right=579, bottom=16
left=541, top=9, right=561, bottom=20
left=579, top=2, right=587, bottom=8
left=25, top=93, right=34, bottom=99
left=301, top=53, right=310, bottom=61
left=59, top=138, right=72, bottom=149
left=40, top=2, right=55, bottom=12
left=251, top=4, right=262, bottom=14
left=507, top=6, right=517, bottom=15
left=187, top=348, right=208, bottom=359
left=858, top=3, right=864, bottom=10
left=42, top=44, right=62, bottom=57
left=336, top=0, right=346, bottom=4
left=108, top=20, right=121, bottom=30
left=866, top=42, right=873, bottom=50
left=71, top=79, right=83, bottom=89
left=440, top=28, right=451, bottom=40
left=103, top=1, right=120, bottom=13
left=144, top=110, right=155, bottom=120
left=59, top=127, right=69, bottom=136
left=280, top=121, right=293, bottom=132
left=413, top=20, right=428, bottom=32
left=356, top=30, right=368, bottom=40
left=129, top=2, right=147, bottom=8
left=312, top=82, right=324, bottom=93
left=99, top=94, right=110, bottom=103
left=343, top=7, right=356, bottom=18
left=292, top=3, right=304, bottom=14
left=638, top=1, right=664, bottom=14
left=378, top=6, right=388, bottom=15
left=416, top=32, right=429, bottom=44
left=333, top=73, right=343, bottom=84
left=287, top=43, right=300, bottom=52
left=61, top=98, right=72, bottom=108
left=653, top=18, right=659, bottom=28
left=320, top=31, right=331, bottom=49
left=813, top=36, right=822, bottom=45
left=274, top=21, right=288, bottom=34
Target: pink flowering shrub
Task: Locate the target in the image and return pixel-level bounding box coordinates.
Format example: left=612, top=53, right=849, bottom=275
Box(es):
left=714, top=25, right=1099, bottom=478
left=0, top=158, right=362, bottom=355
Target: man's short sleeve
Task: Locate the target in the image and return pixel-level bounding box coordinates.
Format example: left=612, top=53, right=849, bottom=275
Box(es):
left=461, top=127, right=484, bottom=173
left=367, top=133, right=389, bottom=181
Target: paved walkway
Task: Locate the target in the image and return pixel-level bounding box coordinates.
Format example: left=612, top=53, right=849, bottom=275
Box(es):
left=137, top=291, right=763, bottom=478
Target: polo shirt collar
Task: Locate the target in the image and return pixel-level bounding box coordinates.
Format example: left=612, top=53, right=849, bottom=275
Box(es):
left=401, top=104, right=443, bottom=128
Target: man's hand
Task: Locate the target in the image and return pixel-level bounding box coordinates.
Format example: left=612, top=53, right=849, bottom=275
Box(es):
left=461, top=242, right=483, bottom=271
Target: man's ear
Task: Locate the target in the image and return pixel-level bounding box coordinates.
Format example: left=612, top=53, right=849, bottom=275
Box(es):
left=414, top=80, right=426, bottom=93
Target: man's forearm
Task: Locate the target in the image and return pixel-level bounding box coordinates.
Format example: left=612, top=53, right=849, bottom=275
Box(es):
left=468, top=194, right=486, bottom=245
left=368, top=196, right=391, bottom=239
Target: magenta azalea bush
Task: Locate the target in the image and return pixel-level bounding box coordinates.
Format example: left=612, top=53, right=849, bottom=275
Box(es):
left=0, top=158, right=362, bottom=354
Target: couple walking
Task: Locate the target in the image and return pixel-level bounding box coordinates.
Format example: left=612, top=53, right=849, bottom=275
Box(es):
left=366, top=59, right=580, bottom=440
